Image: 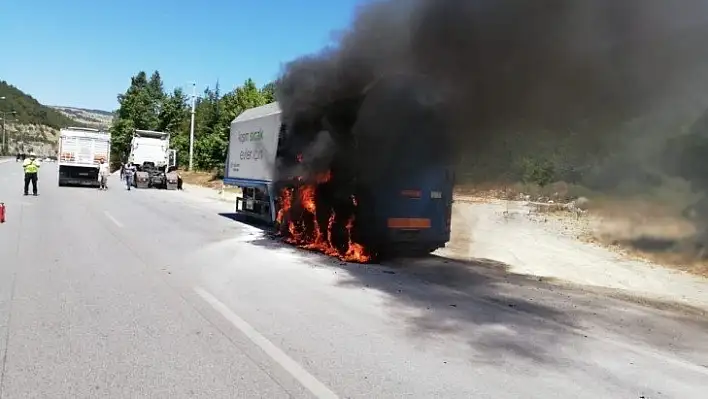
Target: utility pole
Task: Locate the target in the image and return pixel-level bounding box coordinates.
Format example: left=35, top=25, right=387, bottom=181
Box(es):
left=189, top=82, right=196, bottom=171
left=0, top=96, right=4, bottom=155
left=1, top=112, right=19, bottom=154
left=0, top=96, right=12, bottom=155
left=0, top=113, right=17, bottom=155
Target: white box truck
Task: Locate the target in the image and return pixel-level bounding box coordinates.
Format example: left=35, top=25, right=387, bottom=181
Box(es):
left=58, top=127, right=111, bottom=187
left=224, top=102, right=282, bottom=222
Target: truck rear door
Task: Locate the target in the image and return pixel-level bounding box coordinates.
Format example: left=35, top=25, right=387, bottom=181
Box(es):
left=75, top=136, right=96, bottom=165
left=60, top=136, right=79, bottom=164
left=90, top=136, right=110, bottom=164
left=377, top=166, right=454, bottom=246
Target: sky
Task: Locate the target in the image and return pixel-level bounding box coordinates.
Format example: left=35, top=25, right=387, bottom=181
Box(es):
left=0, top=0, right=364, bottom=111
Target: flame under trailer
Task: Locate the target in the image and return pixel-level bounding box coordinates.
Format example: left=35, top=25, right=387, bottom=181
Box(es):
left=224, top=75, right=455, bottom=257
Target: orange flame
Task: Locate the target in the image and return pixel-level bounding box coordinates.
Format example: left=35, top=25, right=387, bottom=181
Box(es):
left=277, top=169, right=371, bottom=263
left=276, top=188, right=292, bottom=224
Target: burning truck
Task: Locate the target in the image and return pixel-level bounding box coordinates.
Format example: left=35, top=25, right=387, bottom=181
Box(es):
left=224, top=74, right=455, bottom=263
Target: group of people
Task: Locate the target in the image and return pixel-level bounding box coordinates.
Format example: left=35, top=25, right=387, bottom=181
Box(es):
left=19, top=154, right=138, bottom=195
left=99, top=160, right=137, bottom=191
left=20, top=157, right=180, bottom=194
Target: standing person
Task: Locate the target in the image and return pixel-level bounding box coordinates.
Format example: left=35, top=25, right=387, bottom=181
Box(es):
left=22, top=152, right=41, bottom=196
left=98, top=159, right=110, bottom=190
left=124, top=162, right=135, bottom=191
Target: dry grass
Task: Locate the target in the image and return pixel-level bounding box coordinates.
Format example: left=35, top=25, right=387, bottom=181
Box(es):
left=579, top=199, right=708, bottom=277
left=456, top=180, right=708, bottom=278
left=178, top=170, right=240, bottom=192
left=179, top=170, right=221, bottom=188
left=455, top=181, right=593, bottom=202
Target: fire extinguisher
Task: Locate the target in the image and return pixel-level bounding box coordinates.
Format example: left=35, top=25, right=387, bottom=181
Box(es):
left=0, top=202, right=5, bottom=223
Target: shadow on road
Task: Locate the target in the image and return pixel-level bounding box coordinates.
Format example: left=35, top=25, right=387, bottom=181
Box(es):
left=224, top=213, right=708, bottom=366
left=217, top=213, right=274, bottom=231
left=238, top=230, right=573, bottom=364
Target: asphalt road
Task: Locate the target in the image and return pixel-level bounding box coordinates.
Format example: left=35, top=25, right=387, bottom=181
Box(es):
left=0, top=160, right=707, bottom=398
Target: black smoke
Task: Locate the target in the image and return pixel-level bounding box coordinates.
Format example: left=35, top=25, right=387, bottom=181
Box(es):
left=273, top=0, right=708, bottom=256
left=276, top=0, right=708, bottom=171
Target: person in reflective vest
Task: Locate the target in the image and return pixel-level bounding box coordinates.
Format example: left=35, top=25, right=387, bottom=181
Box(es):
left=22, top=152, right=41, bottom=196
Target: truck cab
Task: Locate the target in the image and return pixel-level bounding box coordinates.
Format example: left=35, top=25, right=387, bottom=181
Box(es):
left=128, top=130, right=178, bottom=189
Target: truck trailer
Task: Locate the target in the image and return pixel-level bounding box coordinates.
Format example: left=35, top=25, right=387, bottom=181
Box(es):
left=127, top=129, right=178, bottom=189
left=224, top=76, right=454, bottom=257
left=58, top=127, right=111, bottom=187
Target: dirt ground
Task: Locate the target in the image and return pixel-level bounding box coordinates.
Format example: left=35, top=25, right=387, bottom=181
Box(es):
left=558, top=200, right=708, bottom=277
left=179, top=170, right=241, bottom=194
left=179, top=170, right=225, bottom=189
left=455, top=182, right=708, bottom=277
left=441, top=195, right=708, bottom=310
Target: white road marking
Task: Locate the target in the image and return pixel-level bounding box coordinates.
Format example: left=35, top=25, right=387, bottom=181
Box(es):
left=103, top=211, right=124, bottom=228
left=194, top=286, right=340, bottom=399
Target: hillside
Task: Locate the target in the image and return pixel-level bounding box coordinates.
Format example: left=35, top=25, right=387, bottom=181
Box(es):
left=51, top=106, right=113, bottom=129
left=0, top=81, right=90, bottom=156
left=0, top=81, right=77, bottom=128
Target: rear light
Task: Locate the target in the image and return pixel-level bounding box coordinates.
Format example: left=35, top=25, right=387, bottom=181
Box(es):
left=387, top=218, right=431, bottom=229
left=401, top=190, right=421, bottom=198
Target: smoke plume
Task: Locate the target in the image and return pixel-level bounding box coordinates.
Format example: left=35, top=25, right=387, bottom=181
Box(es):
left=273, top=0, right=708, bottom=258
left=282, top=1, right=708, bottom=144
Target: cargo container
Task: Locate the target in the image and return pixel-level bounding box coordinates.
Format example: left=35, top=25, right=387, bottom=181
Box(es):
left=57, top=127, right=111, bottom=187
left=224, top=75, right=454, bottom=256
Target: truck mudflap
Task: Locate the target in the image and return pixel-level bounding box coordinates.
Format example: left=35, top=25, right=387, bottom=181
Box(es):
left=165, top=171, right=179, bottom=190
left=135, top=171, right=150, bottom=188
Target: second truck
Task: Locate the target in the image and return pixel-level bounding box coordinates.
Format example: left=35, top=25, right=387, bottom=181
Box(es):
left=58, top=127, right=111, bottom=187
left=127, top=129, right=179, bottom=190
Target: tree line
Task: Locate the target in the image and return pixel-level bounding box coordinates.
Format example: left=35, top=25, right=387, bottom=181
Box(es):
left=109, top=71, right=275, bottom=171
